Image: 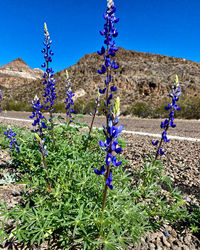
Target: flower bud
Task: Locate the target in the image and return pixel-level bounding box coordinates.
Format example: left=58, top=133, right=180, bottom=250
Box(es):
left=107, top=0, right=114, bottom=8
left=44, top=22, right=50, bottom=39
left=175, top=75, right=179, bottom=86
left=113, top=97, right=120, bottom=117
left=34, top=133, right=42, bottom=144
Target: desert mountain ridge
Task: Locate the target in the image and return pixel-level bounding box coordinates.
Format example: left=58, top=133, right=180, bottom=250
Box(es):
left=0, top=58, right=43, bottom=89
left=1, top=48, right=200, bottom=114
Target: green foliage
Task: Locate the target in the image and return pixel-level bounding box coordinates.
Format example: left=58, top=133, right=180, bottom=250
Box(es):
left=3, top=100, right=32, bottom=112
left=0, top=123, right=188, bottom=249
left=176, top=95, right=200, bottom=119
left=0, top=124, right=146, bottom=248
left=54, top=103, right=66, bottom=113
left=187, top=202, right=200, bottom=234
left=134, top=155, right=187, bottom=229
left=128, top=102, right=153, bottom=118
left=0, top=124, right=8, bottom=149
left=124, top=95, right=200, bottom=119
left=73, top=99, right=86, bottom=114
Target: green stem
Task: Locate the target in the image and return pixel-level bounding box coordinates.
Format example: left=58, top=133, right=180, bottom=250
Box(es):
left=50, top=110, right=55, bottom=150
left=140, top=118, right=172, bottom=195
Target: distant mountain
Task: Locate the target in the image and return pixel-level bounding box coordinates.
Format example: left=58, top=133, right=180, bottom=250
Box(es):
left=0, top=58, right=43, bottom=88
left=1, top=48, right=200, bottom=113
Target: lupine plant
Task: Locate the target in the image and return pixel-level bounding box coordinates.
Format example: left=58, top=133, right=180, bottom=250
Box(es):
left=4, top=125, right=19, bottom=152
left=64, top=70, right=74, bottom=123
left=140, top=75, right=182, bottom=195
left=41, top=23, right=56, bottom=146
left=152, top=75, right=181, bottom=159
left=0, top=2, right=194, bottom=249
left=30, top=95, right=51, bottom=192
left=95, top=0, right=123, bottom=214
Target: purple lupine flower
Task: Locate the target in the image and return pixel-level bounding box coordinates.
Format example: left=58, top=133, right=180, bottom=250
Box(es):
left=94, top=165, right=105, bottom=175
left=41, top=23, right=56, bottom=146
left=41, top=23, right=56, bottom=116
left=30, top=95, right=46, bottom=135
left=152, top=75, right=181, bottom=158
left=4, top=126, right=19, bottom=152
left=95, top=97, right=123, bottom=190
left=105, top=171, right=113, bottom=190
left=64, top=70, right=74, bottom=123
left=0, top=90, right=2, bottom=113
left=95, top=1, right=121, bottom=193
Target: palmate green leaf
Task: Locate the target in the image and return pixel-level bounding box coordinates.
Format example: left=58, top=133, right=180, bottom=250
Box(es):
left=30, top=231, right=40, bottom=245
left=0, top=227, right=8, bottom=244
left=0, top=123, right=188, bottom=248
left=104, top=241, right=118, bottom=250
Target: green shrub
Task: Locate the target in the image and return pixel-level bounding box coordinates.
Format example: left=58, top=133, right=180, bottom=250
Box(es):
left=128, top=102, right=153, bottom=118
left=0, top=124, right=187, bottom=249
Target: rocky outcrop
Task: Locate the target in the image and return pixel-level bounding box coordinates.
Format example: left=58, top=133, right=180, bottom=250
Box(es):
left=1, top=48, right=200, bottom=110
left=0, top=58, right=43, bottom=88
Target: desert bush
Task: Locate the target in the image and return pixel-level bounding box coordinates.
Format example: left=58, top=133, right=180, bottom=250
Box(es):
left=3, top=100, right=32, bottom=112
left=176, top=95, right=200, bottom=119
left=0, top=123, right=187, bottom=249
left=128, top=102, right=153, bottom=118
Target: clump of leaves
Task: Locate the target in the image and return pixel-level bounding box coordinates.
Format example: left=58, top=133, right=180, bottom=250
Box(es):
left=0, top=123, right=187, bottom=249
left=134, top=155, right=187, bottom=230
left=0, top=124, right=148, bottom=249
left=187, top=202, right=200, bottom=236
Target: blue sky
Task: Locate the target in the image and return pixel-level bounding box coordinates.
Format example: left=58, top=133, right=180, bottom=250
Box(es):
left=0, top=0, right=200, bottom=72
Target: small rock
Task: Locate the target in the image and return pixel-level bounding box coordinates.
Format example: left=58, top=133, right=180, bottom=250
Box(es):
left=184, top=235, right=191, bottom=245
left=162, top=236, right=171, bottom=248
left=149, top=243, right=155, bottom=250
left=182, top=246, right=190, bottom=250
left=156, top=238, right=163, bottom=248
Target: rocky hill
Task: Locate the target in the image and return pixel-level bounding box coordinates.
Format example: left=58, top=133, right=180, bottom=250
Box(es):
left=0, top=58, right=43, bottom=89
left=1, top=48, right=200, bottom=114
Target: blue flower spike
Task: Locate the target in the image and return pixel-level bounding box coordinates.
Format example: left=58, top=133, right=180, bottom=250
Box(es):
left=30, top=95, right=46, bottom=136
left=95, top=0, right=122, bottom=212
left=4, top=125, right=19, bottom=152
left=42, top=23, right=56, bottom=112
left=153, top=75, right=181, bottom=159
left=42, top=23, right=57, bottom=146
left=95, top=0, right=123, bottom=197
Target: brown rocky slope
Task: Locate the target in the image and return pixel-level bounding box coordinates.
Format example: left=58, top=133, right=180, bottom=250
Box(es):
left=0, top=58, right=43, bottom=89
left=2, top=48, right=200, bottom=114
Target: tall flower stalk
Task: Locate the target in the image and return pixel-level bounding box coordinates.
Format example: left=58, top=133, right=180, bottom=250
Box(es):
left=41, top=23, right=56, bottom=147
left=64, top=70, right=74, bottom=123
left=152, top=75, right=181, bottom=160
left=94, top=0, right=121, bottom=213
left=30, top=95, right=52, bottom=192
left=141, top=76, right=181, bottom=194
